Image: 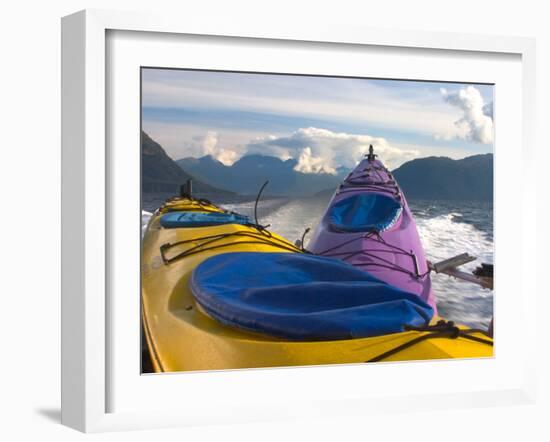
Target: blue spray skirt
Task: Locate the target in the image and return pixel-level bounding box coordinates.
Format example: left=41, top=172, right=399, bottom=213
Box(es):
left=160, top=211, right=250, bottom=228
left=190, top=252, right=433, bottom=341
left=329, top=193, right=402, bottom=232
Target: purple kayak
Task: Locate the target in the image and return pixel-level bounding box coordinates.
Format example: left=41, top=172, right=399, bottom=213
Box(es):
left=307, top=146, right=437, bottom=311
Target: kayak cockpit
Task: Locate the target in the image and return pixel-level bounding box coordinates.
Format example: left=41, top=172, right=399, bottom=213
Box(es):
left=190, top=252, right=433, bottom=341
left=160, top=211, right=250, bottom=228
left=328, top=193, right=403, bottom=233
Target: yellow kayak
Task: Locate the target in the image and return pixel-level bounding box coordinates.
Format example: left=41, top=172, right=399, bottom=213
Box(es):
left=141, top=197, right=493, bottom=373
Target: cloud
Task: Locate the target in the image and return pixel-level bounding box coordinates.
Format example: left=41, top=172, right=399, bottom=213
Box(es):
left=438, top=86, right=493, bottom=144
left=201, top=131, right=218, bottom=156
left=294, top=147, right=337, bottom=175
left=483, top=101, right=493, bottom=119
left=142, top=121, right=268, bottom=162
left=183, top=131, right=240, bottom=165
left=145, top=121, right=472, bottom=173
left=245, top=135, right=294, bottom=162
left=243, top=127, right=419, bottom=172
left=142, top=69, right=468, bottom=139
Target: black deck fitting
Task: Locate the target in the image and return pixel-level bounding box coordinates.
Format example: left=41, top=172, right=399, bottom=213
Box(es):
left=367, top=144, right=377, bottom=162
left=180, top=179, right=193, bottom=197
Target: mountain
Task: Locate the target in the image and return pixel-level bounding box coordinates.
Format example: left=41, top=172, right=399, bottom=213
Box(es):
left=173, top=150, right=493, bottom=200
left=177, top=154, right=342, bottom=197
left=141, top=132, right=233, bottom=196
left=392, top=154, right=493, bottom=201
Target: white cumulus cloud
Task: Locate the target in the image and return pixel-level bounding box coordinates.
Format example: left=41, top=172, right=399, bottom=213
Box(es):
left=201, top=131, right=218, bottom=155
left=168, top=127, right=420, bottom=172
left=244, top=127, right=419, bottom=172
left=438, top=86, right=494, bottom=144
left=200, top=131, right=238, bottom=165
left=294, top=147, right=337, bottom=175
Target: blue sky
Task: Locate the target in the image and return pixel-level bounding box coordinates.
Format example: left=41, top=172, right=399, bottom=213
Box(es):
left=142, top=68, right=494, bottom=172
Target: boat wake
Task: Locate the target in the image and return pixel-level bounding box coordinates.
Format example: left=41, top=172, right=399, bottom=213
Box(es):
left=142, top=210, right=152, bottom=238
left=416, top=212, right=493, bottom=328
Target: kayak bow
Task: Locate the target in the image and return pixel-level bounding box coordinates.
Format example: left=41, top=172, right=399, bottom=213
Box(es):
left=308, top=147, right=437, bottom=310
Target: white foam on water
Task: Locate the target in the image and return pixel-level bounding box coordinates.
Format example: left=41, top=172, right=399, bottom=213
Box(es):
left=220, top=198, right=327, bottom=245
left=262, top=199, right=328, bottom=245
left=141, top=210, right=152, bottom=238
left=416, top=213, right=493, bottom=328
left=220, top=201, right=256, bottom=214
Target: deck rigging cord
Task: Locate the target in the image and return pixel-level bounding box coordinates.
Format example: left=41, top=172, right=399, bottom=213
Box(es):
left=336, top=184, right=401, bottom=200
left=160, top=227, right=304, bottom=265
left=315, top=159, right=431, bottom=278
left=159, top=195, right=221, bottom=213
left=318, top=230, right=430, bottom=279
left=157, top=183, right=309, bottom=265
left=366, top=320, right=493, bottom=363
left=338, top=164, right=401, bottom=199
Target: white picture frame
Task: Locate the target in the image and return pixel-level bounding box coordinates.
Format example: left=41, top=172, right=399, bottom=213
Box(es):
left=61, top=9, right=537, bottom=433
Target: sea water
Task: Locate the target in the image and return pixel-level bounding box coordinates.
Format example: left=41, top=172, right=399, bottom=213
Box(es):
left=142, top=194, right=493, bottom=329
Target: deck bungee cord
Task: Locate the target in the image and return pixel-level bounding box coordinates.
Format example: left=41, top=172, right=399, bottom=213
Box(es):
left=160, top=206, right=221, bottom=213
left=159, top=181, right=304, bottom=265
left=160, top=229, right=304, bottom=265
left=342, top=161, right=398, bottom=185
left=344, top=173, right=396, bottom=187
left=164, top=194, right=214, bottom=205
left=336, top=184, right=401, bottom=199
left=336, top=170, right=401, bottom=204
left=366, top=320, right=493, bottom=363
left=316, top=230, right=430, bottom=279
left=158, top=197, right=222, bottom=214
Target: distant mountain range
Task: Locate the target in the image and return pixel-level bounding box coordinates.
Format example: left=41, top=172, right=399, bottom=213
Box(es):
left=141, top=131, right=233, bottom=196
left=392, top=154, right=493, bottom=201
left=143, top=131, right=493, bottom=201
left=176, top=154, right=343, bottom=197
